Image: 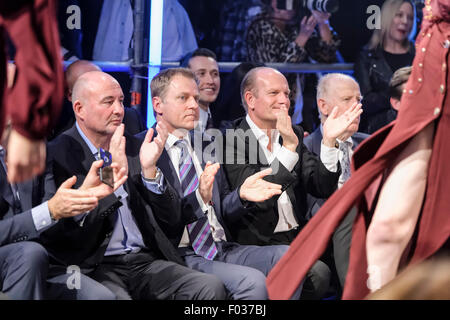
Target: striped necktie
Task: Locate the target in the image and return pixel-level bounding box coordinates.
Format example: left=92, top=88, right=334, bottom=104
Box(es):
left=175, top=140, right=218, bottom=260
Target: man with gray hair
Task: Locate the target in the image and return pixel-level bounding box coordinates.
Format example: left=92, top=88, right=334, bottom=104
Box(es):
left=304, top=73, right=369, bottom=290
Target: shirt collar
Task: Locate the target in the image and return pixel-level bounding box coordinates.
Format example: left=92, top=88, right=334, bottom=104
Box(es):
left=246, top=114, right=280, bottom=145
left=76, top=122, right=98, bottom=155
left=166, top=131, right=191, bottom=150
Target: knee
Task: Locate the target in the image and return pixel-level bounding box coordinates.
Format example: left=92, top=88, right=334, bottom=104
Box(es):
left=15, top=242, right=48, bottom=272
left=237, top=270, right=268, bottom=300
left=269, top=245, right=289, bottom=265
left=301, top=260, right=331, bottom=300
left=196, top=274, right=227, bottom=300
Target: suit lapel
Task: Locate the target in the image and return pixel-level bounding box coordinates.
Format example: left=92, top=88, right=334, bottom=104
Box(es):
left=158, top=149, right=183, bottom=196
left=17, top=180, right=33, bottom=211
left=66, top=126, right=97, bottom=176
left=0, top=164, right=15, bottom=210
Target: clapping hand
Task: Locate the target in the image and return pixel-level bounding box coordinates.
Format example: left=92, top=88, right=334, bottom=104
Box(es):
left=322, top=102, right=363, bottom=147
left=140, top=122, right=169, bottom=179
left=47, top=159, right=128, bottom=221
left=239, top=168, right=282, bottom=202
left=276, top=107, right=298, bottom=153
left=199, top=162, right=220, bottom=205
left=109, top=124, right=128, bottom=174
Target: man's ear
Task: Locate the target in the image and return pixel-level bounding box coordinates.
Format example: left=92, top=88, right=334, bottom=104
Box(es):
left=73, top=100, right=84, bottom=120
left=244, top=91, right=255, bottom=111
left=317, top=98, right=329, bottom=117
left=153, top=96, right=163, bottom=116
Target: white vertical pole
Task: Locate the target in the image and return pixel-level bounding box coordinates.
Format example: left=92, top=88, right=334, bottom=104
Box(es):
left=147, top=0, right=164, bottom=128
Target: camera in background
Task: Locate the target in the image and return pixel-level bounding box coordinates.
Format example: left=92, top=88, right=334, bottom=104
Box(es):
left=275, top=0, right=339, bottom=13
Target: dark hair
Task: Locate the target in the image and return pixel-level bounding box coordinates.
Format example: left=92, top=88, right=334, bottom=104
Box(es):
left=180, top=48, right=217, bottom=68
left=389, top=66, right=412, bottom=100
left=214, top=62, right=265, bottom=118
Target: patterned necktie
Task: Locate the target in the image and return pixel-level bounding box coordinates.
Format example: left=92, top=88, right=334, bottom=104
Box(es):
left=175, top=140, right=218, bottom=260
left=339, top=141, right=351, bottom=183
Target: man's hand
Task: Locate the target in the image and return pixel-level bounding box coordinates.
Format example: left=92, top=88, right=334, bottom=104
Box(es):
left=109, top=124, right=128, bottom=174
left=322, top=102, right=363, bottom=147
left=47, top=176, right=99, bottom=221
left=276, top=108, right=298, bottom=152
left=5, top=129, right=46, bottom=183
left=198, top=162, right=220, bottom=205
left=79, top=159, right=128, bottom=199
left=140, top=122, right=168, bottom=179
left=239, top=168, right=282, bottom=202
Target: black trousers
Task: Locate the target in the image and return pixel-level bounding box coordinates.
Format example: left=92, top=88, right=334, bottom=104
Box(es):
left=91, top=250, right=227, bottom=300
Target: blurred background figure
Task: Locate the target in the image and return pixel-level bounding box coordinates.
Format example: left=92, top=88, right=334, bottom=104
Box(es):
left=366, top=256, right=450, bottom=300
left=213, top=61, right=265, bottom=131
left=354, top=0, right=417, bottom=134
left=246, top=0, right=341, bottom=133
left=389, top=65, right=412, bottom=111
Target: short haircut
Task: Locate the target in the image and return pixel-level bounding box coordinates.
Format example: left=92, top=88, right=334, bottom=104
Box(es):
left=150, top=67, right=196, bottom=101
left=316, top=73, right=358, bottom=101
left=389, top=66, right=412, bottom=100
left=240, top=67, right=267, bottom=112
left=180, top=48, right=217, bottom=68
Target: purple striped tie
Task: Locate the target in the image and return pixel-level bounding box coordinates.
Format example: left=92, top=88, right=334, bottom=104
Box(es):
left=175, top=140, right=218, bottom=260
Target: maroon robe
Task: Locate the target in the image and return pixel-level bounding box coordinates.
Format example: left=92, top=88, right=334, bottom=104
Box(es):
left=267, top=0, right=450, bottom=300
left=0, top=0, right=63, bottom=140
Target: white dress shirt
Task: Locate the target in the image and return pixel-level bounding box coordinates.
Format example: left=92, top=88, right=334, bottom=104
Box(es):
left=165, top=133, right=227, bottom=247
left=246, top=115, right=338, bottom=233
left=196, top=107, right=212, bottom=134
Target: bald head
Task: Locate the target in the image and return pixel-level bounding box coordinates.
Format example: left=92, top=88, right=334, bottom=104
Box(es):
left=65, top=60, right=101, bottom=101
left=72, top=71, right=121, bottom=105
left=241, top=67, right=286, bottom=112
left=317, top=73, right=359, bottom=102
left=316, top=73, right=362, bottom=132
left=72, top=71, right=124, bottom=144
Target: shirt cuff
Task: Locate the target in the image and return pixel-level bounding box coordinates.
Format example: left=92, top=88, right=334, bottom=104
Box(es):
left=141, top=168, right=165, bottom=194
left=195, top=189, right=210, bottom=213
left=275, top=146, right=299, bottom=172
left=31, top=201, right=55, bottom=232
left=320, top=142, right=339, bottom=172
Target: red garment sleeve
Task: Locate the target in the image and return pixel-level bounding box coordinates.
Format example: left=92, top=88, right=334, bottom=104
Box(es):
left=0, top=0, right=63, bottom=140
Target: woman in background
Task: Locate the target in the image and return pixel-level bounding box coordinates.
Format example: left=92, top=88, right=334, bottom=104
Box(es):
left=354, top=0, right=416, bottom=134
left=245, top=0, right=340, bottom=133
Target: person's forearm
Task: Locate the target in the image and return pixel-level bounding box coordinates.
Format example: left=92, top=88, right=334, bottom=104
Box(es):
left=318, top=23, right=332, bottom=44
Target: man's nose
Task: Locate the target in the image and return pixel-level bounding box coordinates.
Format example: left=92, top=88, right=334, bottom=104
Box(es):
left=187, top=96, right=198, bottom=109
left=278, top=93, right=289, bottom=106
left=113, top=101, right=124, bottom=114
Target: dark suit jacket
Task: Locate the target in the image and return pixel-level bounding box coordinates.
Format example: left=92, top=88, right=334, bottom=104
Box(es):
left=38, top=125, right=185, bottom=271
left=135, top=130, right=248, bottom=245
left=222, top=117, right=341, bottom=245
left=303, top=128, right=369, bottom=220
left=0, top=168, right=41, bottom=246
